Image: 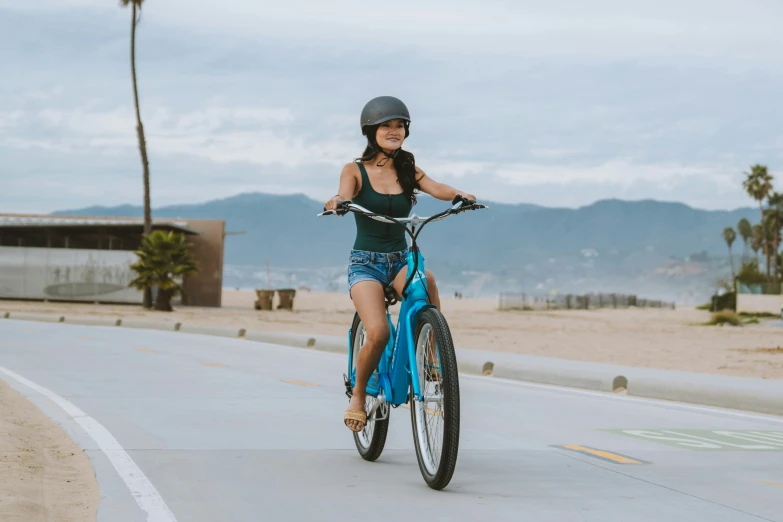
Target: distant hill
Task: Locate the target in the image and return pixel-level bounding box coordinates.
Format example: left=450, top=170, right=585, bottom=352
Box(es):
left=53, top=193, right=759, bottom=302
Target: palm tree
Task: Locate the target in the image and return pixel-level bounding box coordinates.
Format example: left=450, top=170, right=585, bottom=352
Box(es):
left=121, top=0, right=153, bottom=308
left=752, top=223, right=764, bottom=263
left=764, top=192, right=783, bottom=278
left=767, top=192, right=783, bottom=280
left=763, top=216, right=781, bottom=282
left=743, top=164, right=774, bottom=220
left=742, top=164, right=774, bottom=275
left=737, top=218, right=752, bottom=262
left=722, top=226, right=737, bottom=279
left=129, top=230, right=199, bottom=311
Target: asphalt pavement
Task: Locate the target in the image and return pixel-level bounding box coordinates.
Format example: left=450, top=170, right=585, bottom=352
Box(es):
left=1, top=319, right=782, bottom=522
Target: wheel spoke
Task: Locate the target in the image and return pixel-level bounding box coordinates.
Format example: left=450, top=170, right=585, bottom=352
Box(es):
left=413, top=321, right=446, bottom=475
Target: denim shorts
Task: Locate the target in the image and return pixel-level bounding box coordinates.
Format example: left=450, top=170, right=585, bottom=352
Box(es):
left=347, top=248, right=409, bottom=295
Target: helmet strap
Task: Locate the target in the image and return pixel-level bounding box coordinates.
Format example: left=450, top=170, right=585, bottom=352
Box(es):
left=376, top=148, right=398, bottom=167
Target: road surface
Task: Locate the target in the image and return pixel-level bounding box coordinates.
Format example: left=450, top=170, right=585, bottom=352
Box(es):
left=1, top=319, right=782, bottom=522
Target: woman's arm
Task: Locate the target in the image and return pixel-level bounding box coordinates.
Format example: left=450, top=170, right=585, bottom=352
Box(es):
left=324, top=163, right=359, bottom=210
left=416, top=167, right=476, bottom=202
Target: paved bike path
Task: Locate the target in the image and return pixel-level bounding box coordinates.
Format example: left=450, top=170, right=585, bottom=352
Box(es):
left=2, top=319, right=782, bottom=522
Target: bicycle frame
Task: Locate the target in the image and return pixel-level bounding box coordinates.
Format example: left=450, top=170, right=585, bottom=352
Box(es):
left=347, top=247, right=436, bottom=406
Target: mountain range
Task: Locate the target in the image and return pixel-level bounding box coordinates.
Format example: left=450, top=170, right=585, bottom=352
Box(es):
left=53, top=193, right=759, bottom=303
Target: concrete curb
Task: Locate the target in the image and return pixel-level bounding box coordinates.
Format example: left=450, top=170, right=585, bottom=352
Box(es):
left=456, top=348, right=783, bottom=416
left=63, top=316, right=123, bottom=327
left=240, top=331, right=347, bottom=353
left=178, top=324, right=244, bottom=338
left=242, top=331, right=317, bottom=348
left=311, top=335, right=348, bottom=354
left=115, top=319, right=181, bottom=332
left=3, top=311, right=783, bottom=416
left=4, top=312, right=65, bottom=323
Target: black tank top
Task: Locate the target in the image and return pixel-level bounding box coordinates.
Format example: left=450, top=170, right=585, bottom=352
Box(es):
left=351, top=161, right=412, bottom=253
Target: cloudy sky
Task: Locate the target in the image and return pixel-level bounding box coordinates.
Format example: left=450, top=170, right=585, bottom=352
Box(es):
left=1, top=0, right=782, bottom=213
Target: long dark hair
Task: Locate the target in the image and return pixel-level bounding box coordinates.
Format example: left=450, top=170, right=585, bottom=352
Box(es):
left=358, top=124, right=420, bottom=205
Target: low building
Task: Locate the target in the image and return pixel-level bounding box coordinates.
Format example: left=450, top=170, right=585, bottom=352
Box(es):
left=0, top=213, right=225, bottom=307
left=736, top=282, right=783, bottom=316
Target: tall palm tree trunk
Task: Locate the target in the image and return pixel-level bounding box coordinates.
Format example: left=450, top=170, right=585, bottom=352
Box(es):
left=728, top=245, right=735, bottom=279
left=130, top=2, right=153, bottom=308
left=759, top=202, right=772, bottom=279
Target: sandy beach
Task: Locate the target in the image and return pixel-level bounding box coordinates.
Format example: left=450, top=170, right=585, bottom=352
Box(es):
left=0, top=379, right=99, bottom=521
left=2, top=289, right=782, bottom=380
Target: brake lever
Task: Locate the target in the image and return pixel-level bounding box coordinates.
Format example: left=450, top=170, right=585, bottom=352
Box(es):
left=454, top=203, right=487, bottom=214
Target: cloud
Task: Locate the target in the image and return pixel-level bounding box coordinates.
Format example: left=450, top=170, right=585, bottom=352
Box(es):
left=0, top=2, right=781, bottom=214
left=1, top=104, right=357, bottom=167
left=7, top=0, right=783, bottom=61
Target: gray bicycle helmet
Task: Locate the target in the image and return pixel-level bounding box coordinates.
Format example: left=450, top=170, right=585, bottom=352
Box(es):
left=360, top=96, right=411, bottom=136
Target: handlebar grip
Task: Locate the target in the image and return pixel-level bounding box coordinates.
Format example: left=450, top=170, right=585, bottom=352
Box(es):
left=452, top=194, right=476, bottom=206
left=321, top=201, right=350, bottom=216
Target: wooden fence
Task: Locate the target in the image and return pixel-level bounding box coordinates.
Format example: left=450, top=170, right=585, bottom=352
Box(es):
left=499, top=292, right=676, bottom=311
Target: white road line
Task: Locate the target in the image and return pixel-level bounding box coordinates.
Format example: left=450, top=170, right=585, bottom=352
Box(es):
left=0, top=366, right=178, bottom=522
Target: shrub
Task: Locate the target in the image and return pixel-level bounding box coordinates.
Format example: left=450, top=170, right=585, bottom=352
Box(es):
left=128, top=230, right=198, bottom=311
left=710, top=291, right=736, bottom=312
left=707, top=310, right=741, bottom=326
left=737, top=260, right=769, bottom=285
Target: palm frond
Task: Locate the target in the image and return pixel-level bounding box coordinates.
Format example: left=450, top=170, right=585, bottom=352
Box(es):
left=128, top=230, right=199, bottom=309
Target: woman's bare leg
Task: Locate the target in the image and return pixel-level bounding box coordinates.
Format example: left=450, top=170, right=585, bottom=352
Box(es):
left=345, top=281, right=389, bottom=432
left=392, top=268, right=442, bottom=377
left=392, top=268, right=440, bottom=308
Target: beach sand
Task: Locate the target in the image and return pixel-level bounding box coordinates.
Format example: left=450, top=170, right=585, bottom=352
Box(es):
left=2, top=289, right=782, bottom=380
left=0, top=379, right=99, bottom=521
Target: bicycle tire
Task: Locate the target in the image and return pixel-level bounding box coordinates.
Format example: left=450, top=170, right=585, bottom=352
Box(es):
left=409, top=307, right=460, bottom=490
left=349, top=312, right=389, bottom=462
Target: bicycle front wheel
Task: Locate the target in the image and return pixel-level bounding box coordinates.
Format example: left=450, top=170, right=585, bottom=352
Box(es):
left=409, top=308, right=460, bottom=490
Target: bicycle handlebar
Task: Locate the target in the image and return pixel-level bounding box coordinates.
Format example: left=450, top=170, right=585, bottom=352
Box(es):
left=318, top=195, right=486, bottom=300
left=317, top=195, right=487, bottom=228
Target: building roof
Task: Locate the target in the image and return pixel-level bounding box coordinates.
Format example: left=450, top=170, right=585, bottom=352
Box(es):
left=0, top=216, right=199, bottom=235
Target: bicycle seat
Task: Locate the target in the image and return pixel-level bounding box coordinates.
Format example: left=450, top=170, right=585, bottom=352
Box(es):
left=384, top=285, right=398, bottom=307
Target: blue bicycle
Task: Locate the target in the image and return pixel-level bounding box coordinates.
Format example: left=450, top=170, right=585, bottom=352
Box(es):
left=319, top=196, right=486, bottom=490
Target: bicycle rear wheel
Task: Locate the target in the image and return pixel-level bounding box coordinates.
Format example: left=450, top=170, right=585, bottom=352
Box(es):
left=409, top=308, right=460, bottom=490
left=349, top=312, right=389, bottom=461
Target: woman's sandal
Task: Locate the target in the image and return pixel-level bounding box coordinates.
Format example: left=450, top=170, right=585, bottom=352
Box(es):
left=344, top=409, right=367, bottom=432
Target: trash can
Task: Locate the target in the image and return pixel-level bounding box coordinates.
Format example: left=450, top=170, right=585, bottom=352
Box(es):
left=276, top=288, right=297, bottom=310
left=255, top=289, right=274, bottom=311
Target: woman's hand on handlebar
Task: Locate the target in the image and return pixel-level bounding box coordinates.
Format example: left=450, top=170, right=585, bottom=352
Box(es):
left=324, top=195, right=346, bottom=212
left=453, top=192, right=477, bottom=205
left=458, top=191, right=477, bottom=204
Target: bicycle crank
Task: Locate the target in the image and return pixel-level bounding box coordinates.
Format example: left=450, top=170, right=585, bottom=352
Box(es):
left=342, top=373, right=353, bottom=399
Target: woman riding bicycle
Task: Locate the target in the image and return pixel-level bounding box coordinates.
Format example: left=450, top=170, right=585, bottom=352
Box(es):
left=323, top=96, right=476, bottom=433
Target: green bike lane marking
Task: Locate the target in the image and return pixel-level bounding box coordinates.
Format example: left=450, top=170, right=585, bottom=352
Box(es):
left=602, top=430, right=783, bottom=451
